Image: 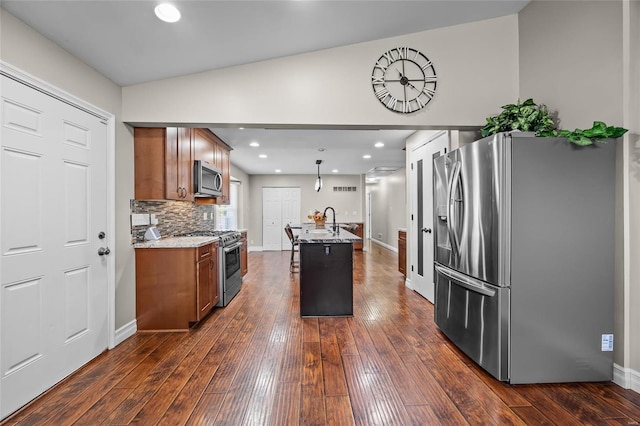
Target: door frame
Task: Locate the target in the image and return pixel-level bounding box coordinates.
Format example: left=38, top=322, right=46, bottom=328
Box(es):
left=405, top=130, right=449, bottom=294
left=0, top=62, right=117, bottom=352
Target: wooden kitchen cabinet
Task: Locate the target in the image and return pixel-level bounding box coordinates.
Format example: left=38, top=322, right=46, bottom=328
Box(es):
left=240, top=231, right=248, bottom=277
left=192, top=129, right=232, bottom=205
left=398, top=230, right=406, bottom=276
left=352, top=222, right=364, bottom=251
left=135, top=242, right=218, bottom=330
left=134, top=127, right=231, bottom=203
left=134, top=127, right=193, bottom=201
left=196, top=243, right=219, bottom=320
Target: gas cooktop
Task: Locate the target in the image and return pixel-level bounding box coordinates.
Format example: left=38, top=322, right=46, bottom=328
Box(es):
left=175, top=230, right=240, bottom=246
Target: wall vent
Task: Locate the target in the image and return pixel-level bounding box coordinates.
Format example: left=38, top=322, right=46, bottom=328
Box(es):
left=333, top=186, right=357, bottom=192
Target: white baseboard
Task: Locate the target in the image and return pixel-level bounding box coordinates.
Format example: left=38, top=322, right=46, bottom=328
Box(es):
left=405, top=277, right=413, bottom=289
left=370, top=238, right=397, bottom=253
left=248, top=246, right=263, bottom=252
left=114, top=319, right=137, bottom=347
left=613, top=363, right=640, bottom=394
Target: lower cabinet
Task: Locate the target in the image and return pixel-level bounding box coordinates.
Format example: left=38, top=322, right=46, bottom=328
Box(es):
left=135, top=242, right=218, bottom=330
left=398, top=230, right=406, bottom=276
left=240, top=231, right=248, bottom=277
left=352, top=223, right=364, bottom=251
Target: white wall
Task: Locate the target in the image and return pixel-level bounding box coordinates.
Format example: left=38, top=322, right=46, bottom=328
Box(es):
left=122, top=15, right=519, bottom=128
left=624, top=0, right=640, bottom=384
left=0, top=9, right=136, bottom=330
left=366, top=168, right=407, bottom=249
left=519, top=0, right=640, bottom=387
left=248, top=174, right=363, bottom=248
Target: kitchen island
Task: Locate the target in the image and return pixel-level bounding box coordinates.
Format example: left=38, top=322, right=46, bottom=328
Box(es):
left=298, top=225, right=362, bottom=317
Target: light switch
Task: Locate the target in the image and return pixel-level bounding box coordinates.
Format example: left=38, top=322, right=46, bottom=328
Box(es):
left=150, top=214, right=158, bottom=225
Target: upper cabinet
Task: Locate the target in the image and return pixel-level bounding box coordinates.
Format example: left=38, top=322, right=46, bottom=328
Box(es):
left=134, top=127, right=231, bottom=204
left=191, top=129, right=231, bottom=205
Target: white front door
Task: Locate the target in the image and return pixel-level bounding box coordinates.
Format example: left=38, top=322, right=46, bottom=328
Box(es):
left=409, top=131, right=448, bottom=303
left=0, top=75, right=109, bottom=418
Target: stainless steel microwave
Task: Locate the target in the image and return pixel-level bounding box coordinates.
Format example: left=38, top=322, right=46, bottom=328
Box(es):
left=194, top=160, right=222, bottom=198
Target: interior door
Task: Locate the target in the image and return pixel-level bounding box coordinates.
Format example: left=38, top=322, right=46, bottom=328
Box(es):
left=262, top=188, right=283, bottom=251
left=280, top=187, right=301, bottom=248
left=0, top=75, right=109, bottom=418
left=409, top=131, right=448, bottom=303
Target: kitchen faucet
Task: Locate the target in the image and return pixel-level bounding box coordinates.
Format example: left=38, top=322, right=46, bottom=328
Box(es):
left=323, top=206, right=338, bottom=234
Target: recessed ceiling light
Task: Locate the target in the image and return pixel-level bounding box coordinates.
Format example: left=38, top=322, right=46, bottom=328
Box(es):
left=238, top=127, right=245, bottom=130
left=332, top=169, right=338, bottom=173
left=249, top=141, right=260, bottom=147
left=259, top=154, right=267, bottom=159
left=374, top=142, right=385, bottom=148
left=275, top=169, right=282, bottom=173
left=363, top=154, right=372, bottom=159
left=154, top=3, right=181, bottom=23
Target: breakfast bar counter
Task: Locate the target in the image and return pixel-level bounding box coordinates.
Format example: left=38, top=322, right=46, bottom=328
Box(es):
left=298, top=226, right=361, bottom=317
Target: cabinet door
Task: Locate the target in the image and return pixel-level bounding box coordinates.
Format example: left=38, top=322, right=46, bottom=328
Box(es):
left=398, top=231, right=407, bottom=276
left=196, top=257, right=214, bottom=320
left=212, top=243, right=219, bottom=305
left=241, top=234, right=248, bottom=277
left=219, top=148, right=231, bottom=205
left=165, top=127, right=193, bottom=201
left=352, top=222, right=364, bottom=251
left=192, top=128, right=215, bottom=165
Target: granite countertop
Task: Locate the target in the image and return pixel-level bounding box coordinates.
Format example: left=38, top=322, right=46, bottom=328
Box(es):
left=134, top=236, right=219, bottom=249
left=296, top=225, right=362, bottom=244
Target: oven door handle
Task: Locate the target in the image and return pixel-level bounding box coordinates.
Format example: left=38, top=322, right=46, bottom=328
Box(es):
left=224, top=242, right=242, bottom=253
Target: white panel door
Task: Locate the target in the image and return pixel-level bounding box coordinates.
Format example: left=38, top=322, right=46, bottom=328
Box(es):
left=262, top=188, right=283, bottom=251
left=409, top=131, right=448, bottom=303
left=280, top=187, right=301, bottom=248
left=0, top=76, right=108, bottom=418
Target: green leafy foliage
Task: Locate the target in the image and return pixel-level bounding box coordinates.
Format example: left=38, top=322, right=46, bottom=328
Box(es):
left=481, top=99, right=556, bottom=137
left=482, top=100, right=628, bottom=146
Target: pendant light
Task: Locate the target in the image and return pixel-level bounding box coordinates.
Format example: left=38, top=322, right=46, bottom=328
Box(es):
left=314, top=160, right=323, bottom=192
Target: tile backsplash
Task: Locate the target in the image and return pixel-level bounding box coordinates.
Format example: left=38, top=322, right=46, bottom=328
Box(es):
left=130, top=200, right=216, bottom=243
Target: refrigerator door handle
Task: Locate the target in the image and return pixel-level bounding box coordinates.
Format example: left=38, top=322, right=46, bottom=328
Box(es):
left=447, top=161, right=462, bottom=259
left=435, top=264, right=496, bottom=297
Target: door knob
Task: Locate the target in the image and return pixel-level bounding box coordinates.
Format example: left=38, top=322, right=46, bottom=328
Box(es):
left=98, top=247, right=111, bottom=256
left=421, top=228, right=432, bottom=233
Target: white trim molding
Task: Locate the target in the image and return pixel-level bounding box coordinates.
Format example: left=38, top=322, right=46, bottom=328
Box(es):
left=249, top=246, right=263, bottom=252
left=370, top=238, right=397, bottom=253
left=613, top=363, right=640, bottom=394
left=115, top=320, right=138, bottom=346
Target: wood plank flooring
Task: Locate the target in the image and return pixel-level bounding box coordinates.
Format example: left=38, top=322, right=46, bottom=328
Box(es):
left=3, top=243, right=640, bottom=425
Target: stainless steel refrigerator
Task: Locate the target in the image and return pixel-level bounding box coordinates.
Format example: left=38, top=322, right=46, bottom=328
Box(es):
left=433, top=132, right=615, bottom=384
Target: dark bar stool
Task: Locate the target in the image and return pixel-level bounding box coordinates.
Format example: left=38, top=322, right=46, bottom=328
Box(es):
left=284, top=224, right=299, bottom=272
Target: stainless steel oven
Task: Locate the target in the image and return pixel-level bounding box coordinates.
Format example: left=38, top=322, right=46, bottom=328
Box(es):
left=176, top=230, right=242, bottom=307
left=220, top=238, right=242, bottom=307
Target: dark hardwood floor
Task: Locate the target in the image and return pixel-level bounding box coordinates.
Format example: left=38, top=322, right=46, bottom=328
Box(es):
left=3, top=243, right=640, bottom=425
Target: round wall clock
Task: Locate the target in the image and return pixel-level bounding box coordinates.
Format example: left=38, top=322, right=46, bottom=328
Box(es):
left=371, top=47, right=437, bottom=114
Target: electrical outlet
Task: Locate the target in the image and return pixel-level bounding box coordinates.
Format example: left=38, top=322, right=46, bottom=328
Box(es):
left=150, top=214, right=158, bottom=225
left=203, top=212, right=207, bottom=220
left=131, top=213, right=149, bottom=226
